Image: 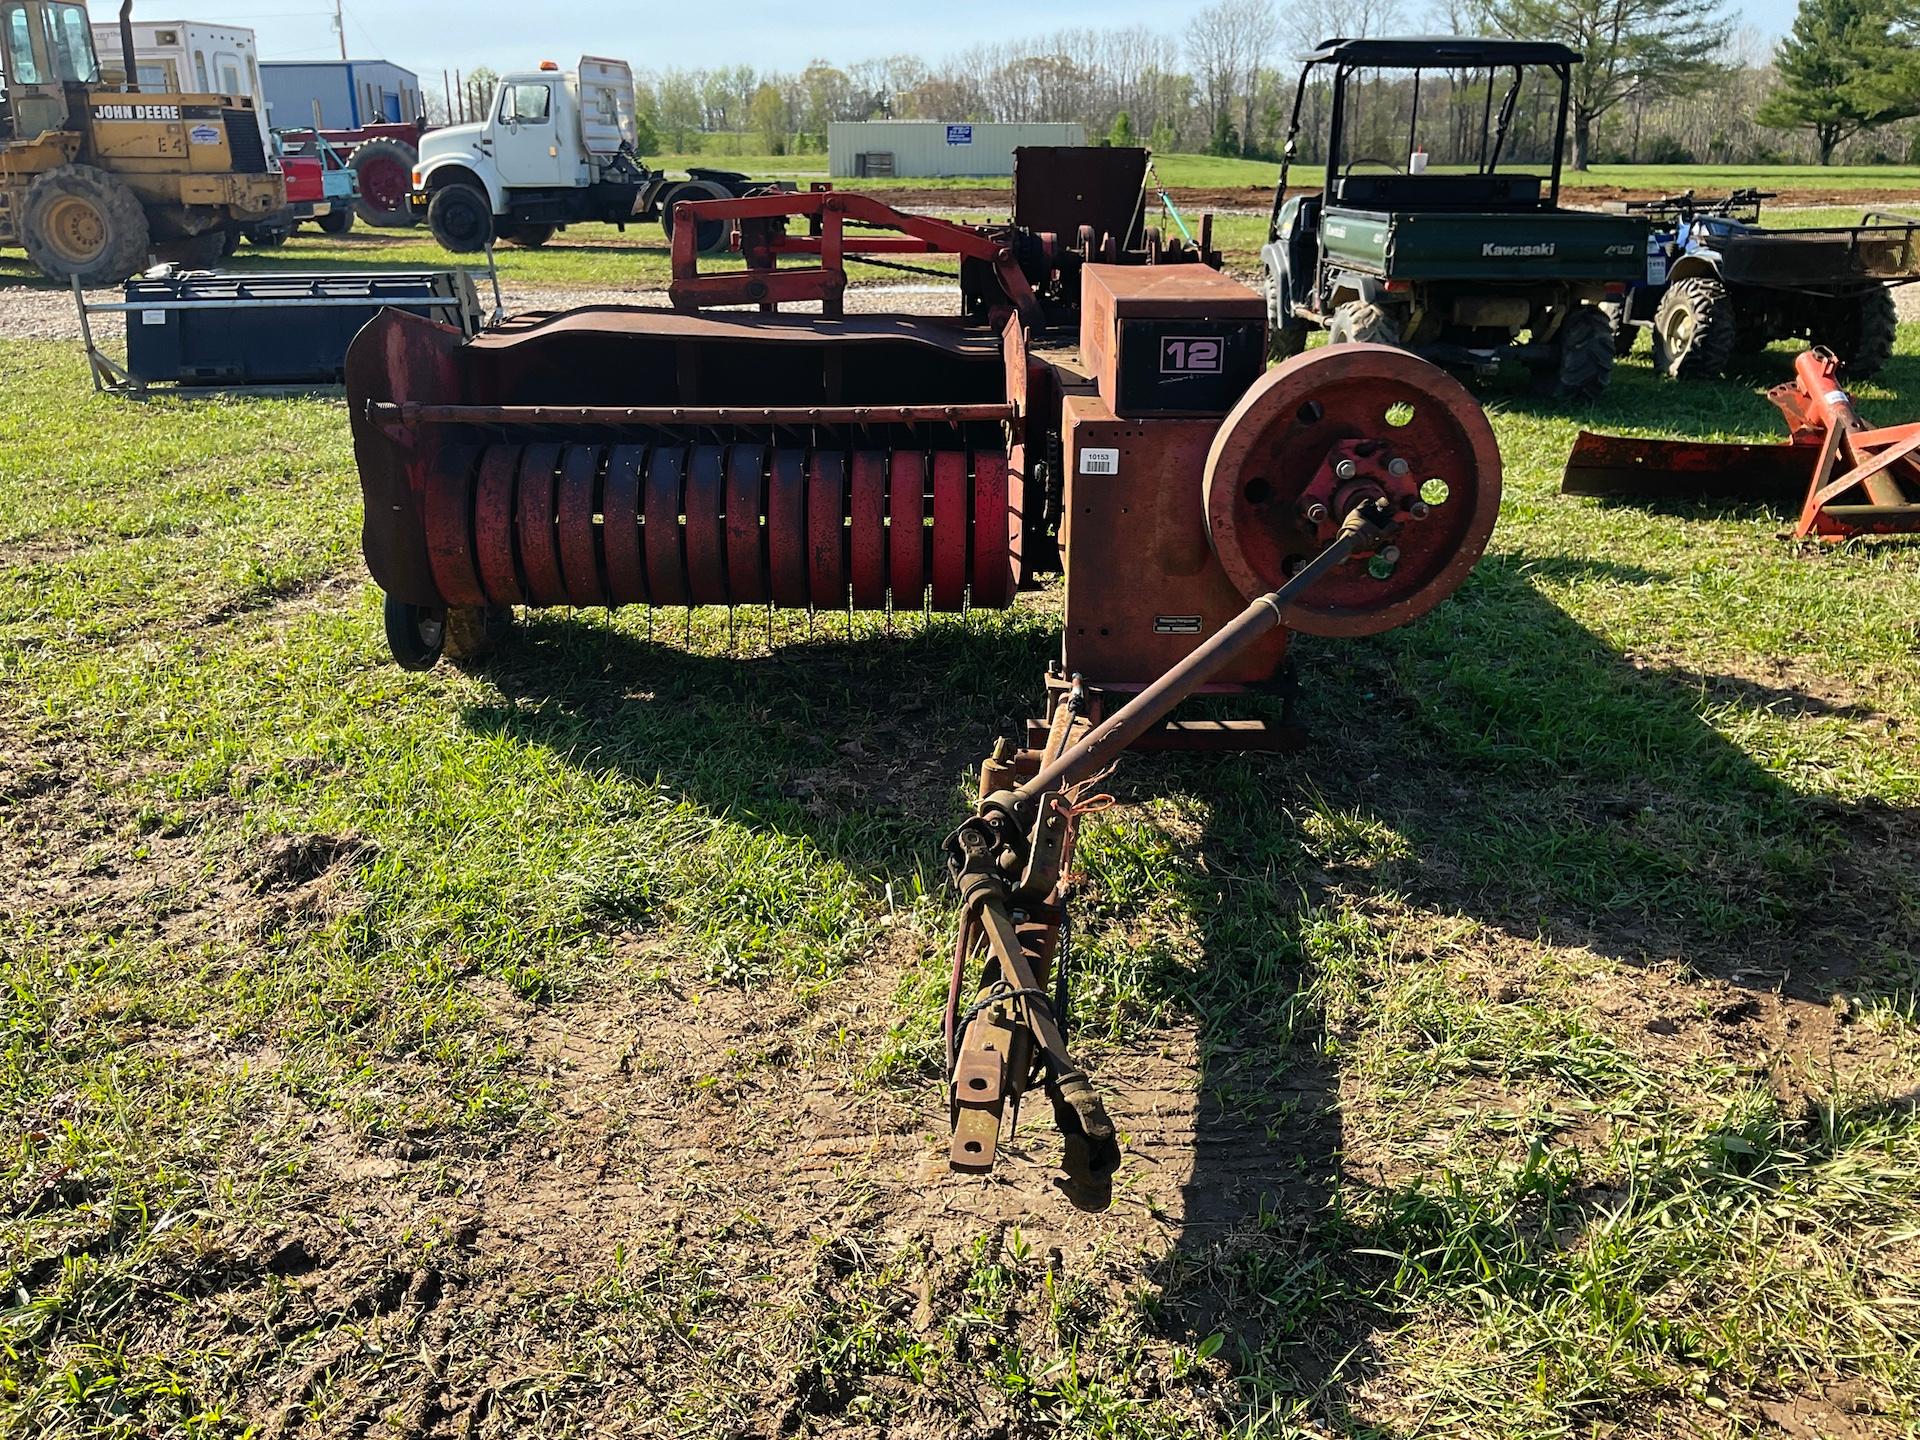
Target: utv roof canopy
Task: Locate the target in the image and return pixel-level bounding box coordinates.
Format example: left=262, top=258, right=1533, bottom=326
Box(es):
left=1304, top=36, right=1582, bottom=67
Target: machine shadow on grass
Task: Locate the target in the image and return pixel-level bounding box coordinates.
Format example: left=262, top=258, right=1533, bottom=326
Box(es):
left=452, top=547, right=1914, bottom=1428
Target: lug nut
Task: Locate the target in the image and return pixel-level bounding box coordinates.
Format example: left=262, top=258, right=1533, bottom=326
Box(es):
left=1387, top=457, right=1411, bottom=477
left=1303, top=501, right=1329, bottom=524
left=1379, top=546, right=1401, bottom=563
left=1333, top=458, right=1359, bottom=480
left=1407, top=501, right=1430, bottom=519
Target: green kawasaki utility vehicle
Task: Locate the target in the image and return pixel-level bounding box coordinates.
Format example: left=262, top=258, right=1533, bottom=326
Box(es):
left=1260, top=37, right=1651, bottom=399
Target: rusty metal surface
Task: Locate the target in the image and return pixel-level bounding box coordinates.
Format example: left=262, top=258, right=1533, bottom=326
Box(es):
left=1204, top=344, right=1502, bottom=638
left=1060, top=399, right=1291, bottom=690
left=369, top=401, right=1021, bottom=429
left=1563, top=348, right=1920, bottom=543
left=1012, top=145, right=1150, bottom=248
left=1561, top=431, right=1815, bottom=503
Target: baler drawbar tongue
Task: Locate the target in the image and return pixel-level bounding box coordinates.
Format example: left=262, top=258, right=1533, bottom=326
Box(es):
left=1562, top=348, right=1920, bottom=541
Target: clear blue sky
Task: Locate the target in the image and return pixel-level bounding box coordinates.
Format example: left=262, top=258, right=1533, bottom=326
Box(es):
left=150, top=0, right=1798, bottom=80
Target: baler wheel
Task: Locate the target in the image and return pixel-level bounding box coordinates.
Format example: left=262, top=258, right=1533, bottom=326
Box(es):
left=1204, top=343, right=1501, bottom=637
left=384, top=597, right=445, bottom=670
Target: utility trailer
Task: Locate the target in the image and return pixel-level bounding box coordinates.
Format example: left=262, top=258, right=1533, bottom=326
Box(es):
left=1605, top=190, right=1920, bottom=380
left=1259, top=36, right=1649, bottom=399
left=411, top=57, right=791, bottom=253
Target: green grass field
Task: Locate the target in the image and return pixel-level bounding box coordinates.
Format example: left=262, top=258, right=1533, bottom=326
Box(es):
left=2, top=284, right=1919, bottom=1435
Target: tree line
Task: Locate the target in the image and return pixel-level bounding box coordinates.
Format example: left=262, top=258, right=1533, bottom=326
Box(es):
left=432, top=0, right=1920, bottom=168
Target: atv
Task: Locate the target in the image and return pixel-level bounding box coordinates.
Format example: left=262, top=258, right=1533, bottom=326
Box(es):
left=1607, top=190, right=1918, bottom=380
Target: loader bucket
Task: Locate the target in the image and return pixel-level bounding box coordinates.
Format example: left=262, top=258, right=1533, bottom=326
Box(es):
left=1561, top=430, right=1818, bottom=507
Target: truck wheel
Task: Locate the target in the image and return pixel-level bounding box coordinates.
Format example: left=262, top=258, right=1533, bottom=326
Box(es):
left=350, top=138, right=418, bottom=228
left=1811, top=288, right=1898, bottom=380
left=659, top=179, right=731, bottom=254
left=1538, top=304, right=1617, bottom=401
left=1651, top=277, right=1735, bottom=380
left=1263, top=267, right=1307, bottom=362
left=384, top=597, right=445, bottom=671
left=500, top=223, right=556, bottom=249
left=427, top=184, right=493, bottom=253
left=244, top=214, right=293, bottom=247
left=1326, top=300, right=1402, bottom=348
left=318, top=208, right=355, bottom=236
left=20, top=164, right=151, bottom=285
left=1600, top=300, right=1637, bottom=356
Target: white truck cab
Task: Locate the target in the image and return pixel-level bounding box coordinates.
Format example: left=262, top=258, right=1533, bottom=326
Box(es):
left=411, top=56, right=646, bottom=249
left=411, top=56, right=782, bottom=252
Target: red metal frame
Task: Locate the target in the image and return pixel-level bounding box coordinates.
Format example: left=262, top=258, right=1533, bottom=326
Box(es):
left=1770, top=350, right=1920, bottom=540
left=667, top=188, right=1040, bottom=324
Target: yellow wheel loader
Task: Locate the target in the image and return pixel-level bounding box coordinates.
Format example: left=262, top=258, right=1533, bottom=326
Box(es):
left=0, top=0, right=283, bottom=283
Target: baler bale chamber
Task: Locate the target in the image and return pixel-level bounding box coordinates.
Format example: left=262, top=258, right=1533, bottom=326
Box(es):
left=345, top=152, right=1504, bottom=1196
left=349, top=305, right=1035, bottom=664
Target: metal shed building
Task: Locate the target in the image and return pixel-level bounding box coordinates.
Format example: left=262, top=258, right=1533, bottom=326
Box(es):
left=260, top=60, right=423, bottom=130
left=828, top=121, right=1086, bottom=178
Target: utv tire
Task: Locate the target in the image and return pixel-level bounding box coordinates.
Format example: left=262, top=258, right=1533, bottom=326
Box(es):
left=384, top=597, right=445, bottom=671
left=1537, top=304, right=1618, bottom=400
left=658, top=179, right=732, bottom=254
left=1600, top=300, right=1636, bottom=356
left=500, top=223, right=556, bottom=249
left=349, top=138, right=418, bottom=227
left=1263, top=266, right=1307, bottom=362
left=317, top=207, right=355, bottom=236
left=443, top=605, right=513, bottom=666
left=20, top=164, right=151, bottom=286
left=427, top=183, right=493, bottom=253
left=1326, top=300, right=1402, bottom=348
left=1811, top=287, right=1898, bottom=380
left=1652, top=277, right=1736, bottom=380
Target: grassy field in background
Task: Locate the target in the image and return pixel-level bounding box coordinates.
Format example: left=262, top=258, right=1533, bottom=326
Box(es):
left=2, top=280, right=1918, bottom=1440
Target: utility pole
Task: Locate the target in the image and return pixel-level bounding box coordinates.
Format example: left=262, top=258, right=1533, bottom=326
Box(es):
left=333, top=0, right=347, bottom=60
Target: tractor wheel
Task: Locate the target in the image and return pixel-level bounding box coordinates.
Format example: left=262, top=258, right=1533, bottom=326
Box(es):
left=1811, top=287, right=1898, bottom=380
left=154, top=228, right=229, bottom=269
left=500, top=223, right=556, bottom=249
left=443, top=605, right=514, bottom=666
left=349, top=138, right=418, bottom=227
left=1263, top=266, right=1307, bottom=362
left=20, top=164, right=151, bottom=285
left=1652, top=276, right=1736, bottom=380
left=384, top=597, right=445, bottom=671
left=427, top=183, right=493, bottom=253
left=1325, top=299, right=1402, bottom=348
left=317, top=207, right=355, bottom=236
left=658, top=179, right=731, bottom=254
left=1600, top=299, right=1637, bottom=356
left=1536, top=304, right=1617, bottom=401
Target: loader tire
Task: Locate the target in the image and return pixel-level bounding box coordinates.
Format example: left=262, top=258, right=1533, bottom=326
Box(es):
left=1811, top=287, right=1898, bottom=380
left=21, top=164, right=150, bottom=286
left=500, top=223, right=556, bottom=248
left=349, top=138, right=418, bottom=227
left=1263, top=266, right=1307, bottom=362
left=1326, top=299, right=1402, bottom=348
left=443, top=605, right=513, bottom=666
left=427, top=183, right=493, bottom=253
left=658, top=179, right=731, bottom=254
left=1652, top=276, right=1736, bottom=380
left=317, top=207, right=355, bottom=236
